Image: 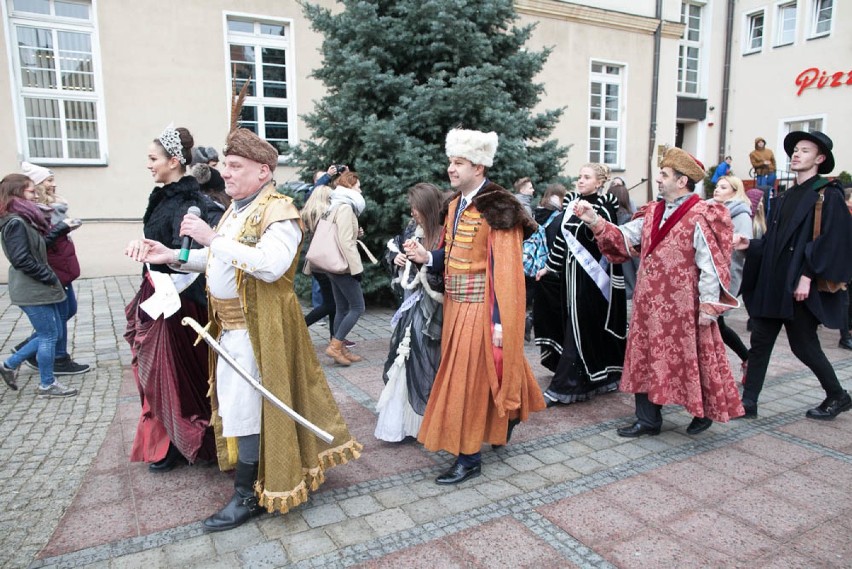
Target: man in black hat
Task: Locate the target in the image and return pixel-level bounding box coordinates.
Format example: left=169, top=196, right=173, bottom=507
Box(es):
left=735, top=130, right=852, bottom=420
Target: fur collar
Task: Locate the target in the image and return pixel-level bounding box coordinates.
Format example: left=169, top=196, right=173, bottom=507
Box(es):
left=442, top=182, right=537, bottom=239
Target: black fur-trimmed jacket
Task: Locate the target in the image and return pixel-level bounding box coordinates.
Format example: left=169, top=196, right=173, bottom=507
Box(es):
left=142, top=175, right=224, bottom=305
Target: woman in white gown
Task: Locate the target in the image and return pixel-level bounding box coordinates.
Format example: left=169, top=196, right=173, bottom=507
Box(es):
left=375, top=183, right=446, bottom=442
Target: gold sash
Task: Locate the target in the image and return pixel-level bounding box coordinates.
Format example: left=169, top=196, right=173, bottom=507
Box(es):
left=209, top=296, right=247, bottom=330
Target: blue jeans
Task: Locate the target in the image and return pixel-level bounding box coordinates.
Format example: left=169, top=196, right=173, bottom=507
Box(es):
left=20, top=284, right=76, bottom=358
left=311, top=276, right=323, bottom=308
left=5, top=303, right=62, bottom=387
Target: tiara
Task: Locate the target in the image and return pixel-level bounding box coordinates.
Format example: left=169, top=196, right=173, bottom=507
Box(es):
left=158, top=124, right=186, bottom=164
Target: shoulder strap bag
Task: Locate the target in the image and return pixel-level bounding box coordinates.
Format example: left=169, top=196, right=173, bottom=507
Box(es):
left=305, top=206, right=350, bottom=274
left=812, top=187, right=847, bottom=293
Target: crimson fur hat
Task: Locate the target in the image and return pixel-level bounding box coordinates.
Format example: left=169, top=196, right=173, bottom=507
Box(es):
left=660, top=147, right=705, bottom=183
left=223, top=128, right=279, bottom=171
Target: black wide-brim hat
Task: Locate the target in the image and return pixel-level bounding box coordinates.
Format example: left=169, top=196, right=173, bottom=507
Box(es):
left=783, top=130, right=834, bottom=174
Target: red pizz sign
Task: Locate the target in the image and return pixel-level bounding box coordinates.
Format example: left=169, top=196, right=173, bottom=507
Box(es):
left=795, top=67, right=852, bottom=96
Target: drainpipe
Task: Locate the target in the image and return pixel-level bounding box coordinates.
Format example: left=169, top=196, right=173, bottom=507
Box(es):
left=647, top=0, right=663, bottom=203
left=718, top=0, right=735, bottom=161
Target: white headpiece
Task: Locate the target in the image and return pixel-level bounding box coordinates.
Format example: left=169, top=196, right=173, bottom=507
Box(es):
left=445, top=128, right=499, bottom=167
left=158, top=124, right=186, bottom=164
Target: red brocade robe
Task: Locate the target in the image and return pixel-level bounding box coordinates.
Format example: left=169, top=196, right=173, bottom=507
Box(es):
left=592, top=197, right=744, bottom=422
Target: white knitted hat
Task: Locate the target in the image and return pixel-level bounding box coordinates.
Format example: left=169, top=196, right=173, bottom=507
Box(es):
left=445, top=129, right=499, bottom=167
left=21, top=161, right=53, bottom=185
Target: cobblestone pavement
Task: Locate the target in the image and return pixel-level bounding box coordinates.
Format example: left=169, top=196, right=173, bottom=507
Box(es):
left=1, top=277, right=850, bottom=568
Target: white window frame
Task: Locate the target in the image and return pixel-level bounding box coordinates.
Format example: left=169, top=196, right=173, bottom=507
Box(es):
left=587, top=60, right=626, bottom=169
left=807, top=0, right=833, bottom=39
left=743, top=9, right=765, bottom=54
left=2, top=0, right=108, bottom=165
left=223, top=12, right=298, bottom=161
left=677, top=1, right=703, bottom=96
left=777, top=113, right=826, bottom=172
left=774, top=1, right=798, bottom=47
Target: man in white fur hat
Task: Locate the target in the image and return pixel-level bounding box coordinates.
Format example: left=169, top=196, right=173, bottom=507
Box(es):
left=406, top=128, right=545, bottom=485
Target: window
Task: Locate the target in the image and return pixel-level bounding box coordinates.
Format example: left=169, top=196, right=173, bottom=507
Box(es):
left=677, top=2, right=702, bottom=95
left=5, top=0, right=106, bottom=163
left=588, top=62, right=624, bottom=168
left=744, top=10, right=765, bottom=53
left=226, top=15, right=295, bottom=157
left=775, top=2, right=797, bottom=46
left=809, top=0, right=832, bottom=38
left=780, top=116, right=824, bottom=170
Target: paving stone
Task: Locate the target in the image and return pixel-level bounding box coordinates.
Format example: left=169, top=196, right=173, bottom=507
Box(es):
left=339, top=495, right=384, bottom=518
left=372, top=486, right=419, bottom=509
left=563, top=456, right=605, bottom=475
left=237, top=540, right=289, bottom=567
left=474, top=479, right=523, bottom=501
left=324, top=517, right=378, bottom=548
left=283, top=528, right=338, bottom=562
left=257, top=513, right=310, bottom=540
left=301, top=503, right=347, bottom=528
left=106, top=547, right=166, bottom=567
left=502, top=453, right=545, bottom=472
left=163, top=534, right=215, bottom=565
left=400, top=497, right=446, bottom=524
left=364, top=508, right=416, bottom=537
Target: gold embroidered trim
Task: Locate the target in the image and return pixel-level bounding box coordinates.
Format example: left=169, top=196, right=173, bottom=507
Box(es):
left=256, top=438, right=363, bottom=514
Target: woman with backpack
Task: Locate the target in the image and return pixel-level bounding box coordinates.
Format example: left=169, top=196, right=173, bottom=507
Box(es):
left=535, top=164, right=627, bottom=407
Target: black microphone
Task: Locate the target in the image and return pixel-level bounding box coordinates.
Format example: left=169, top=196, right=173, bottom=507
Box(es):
left=178, top=206, right=201, bottom=263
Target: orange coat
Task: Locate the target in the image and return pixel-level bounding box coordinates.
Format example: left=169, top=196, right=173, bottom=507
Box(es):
left=418, top=190, right=545, bottom=455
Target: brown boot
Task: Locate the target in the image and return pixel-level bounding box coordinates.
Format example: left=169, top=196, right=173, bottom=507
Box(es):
left=325, top=339, right=351, bottom=366
left=342, top=345, right=362, bottom=363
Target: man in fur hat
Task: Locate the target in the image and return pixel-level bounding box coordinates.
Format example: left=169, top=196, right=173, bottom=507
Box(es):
left=736, top=130, right=852, bottom=420
left=406, top=128, right=545, bottom=485
left=574, top=147, right=744, bottom=437
left=128, top=128, right=361, bottom=531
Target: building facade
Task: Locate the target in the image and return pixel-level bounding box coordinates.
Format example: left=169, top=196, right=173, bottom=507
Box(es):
left=0, top=0, right=847, bottom=281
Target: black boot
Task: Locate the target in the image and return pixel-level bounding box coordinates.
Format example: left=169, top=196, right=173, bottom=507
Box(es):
left=203, top=461, right=264, bottom=532
left=148, top=442, right=186, bottom=472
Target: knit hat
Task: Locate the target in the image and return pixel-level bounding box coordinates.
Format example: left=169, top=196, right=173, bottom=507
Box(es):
left=21, top=161, right=53, bottom=186
left=445, top=129, right=499, bottom=167
left=660, top=147, right=705, bottom=183
left=192, top=146, right=219, bottom=165
left=223, top=128, right=279, bottom=171
left=746, top=189, right=763, bottom=216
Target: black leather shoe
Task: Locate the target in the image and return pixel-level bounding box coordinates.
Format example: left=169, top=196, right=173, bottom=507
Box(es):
left=838, top=338, right=852, bottom=351
left=738, top=400, right=758, bottom=419
left=686, top=417, right=713, bottom=435
left=544, top=397, right=558, bottom=409
left=806, top=392, right=852, bottom=421
left=435, top=462, right=481, bottom=485
left=616, top=422, right=660, bottom=438
left=149, top=443, right=185, bottom=472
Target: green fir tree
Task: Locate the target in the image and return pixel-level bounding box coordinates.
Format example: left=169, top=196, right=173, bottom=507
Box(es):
left=296, top=0, right=569, bottom=299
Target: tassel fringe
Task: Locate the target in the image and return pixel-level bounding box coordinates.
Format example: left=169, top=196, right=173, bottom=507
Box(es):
left=256, top=438, right=363, bottom=514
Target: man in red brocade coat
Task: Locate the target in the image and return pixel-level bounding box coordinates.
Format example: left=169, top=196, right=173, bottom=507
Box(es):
left=574, top=148, right=744, bottom=437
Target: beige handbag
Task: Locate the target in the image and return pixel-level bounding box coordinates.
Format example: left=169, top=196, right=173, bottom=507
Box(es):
left=305, top=208, right=349, bottom=274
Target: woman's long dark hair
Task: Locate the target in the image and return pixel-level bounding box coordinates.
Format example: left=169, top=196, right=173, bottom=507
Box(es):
left=0, top=174, right=33, bottom=217
left=407, top=183, right=446, bottom=249
left=608, top=183, right=633, bottom=216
